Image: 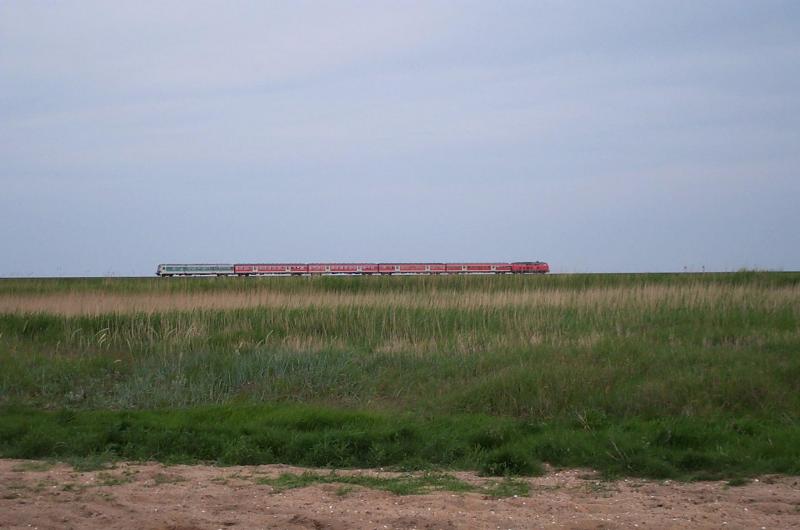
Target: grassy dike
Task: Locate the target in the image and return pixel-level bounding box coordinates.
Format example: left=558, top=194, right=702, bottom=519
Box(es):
left=1, top=272, right=799, bottom=479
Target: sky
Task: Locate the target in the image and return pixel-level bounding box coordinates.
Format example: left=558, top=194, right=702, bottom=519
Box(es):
left=1, top=1, right=799, bottom=276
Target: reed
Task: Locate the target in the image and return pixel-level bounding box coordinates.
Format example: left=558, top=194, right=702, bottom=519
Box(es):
left=0, top=272, right=798, bottom=478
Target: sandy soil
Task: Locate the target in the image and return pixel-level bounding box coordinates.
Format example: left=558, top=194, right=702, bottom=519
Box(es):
left=1, top=460, right=798, bottom=529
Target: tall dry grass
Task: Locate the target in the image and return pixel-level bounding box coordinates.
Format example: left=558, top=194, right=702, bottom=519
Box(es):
left=1, top=283, right=798, bottom=316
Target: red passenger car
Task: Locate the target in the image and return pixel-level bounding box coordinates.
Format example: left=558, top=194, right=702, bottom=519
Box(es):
left=307, top=263, right=379, bottom=274
left=378, top=263, right=446, bottom=274
left=445, top=263, right=512, bottom=274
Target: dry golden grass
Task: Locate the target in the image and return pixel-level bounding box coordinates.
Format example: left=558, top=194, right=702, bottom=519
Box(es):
left=0, top=284, right=798, bottom=316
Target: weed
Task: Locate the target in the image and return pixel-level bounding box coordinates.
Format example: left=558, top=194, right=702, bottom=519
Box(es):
left=67, top=454, right=115, bottom=472
left=96, top=471, right=135, bottom=486
left=480, top=447, right=544, bottom=476
left=257, top=471, right=476, bottom=496
left=484, top=477, right=530, bottom=498
left=12, top=460, right=55, bottom=472
left=335, top=485, right=355, bottom=496
left=152, top=472, right=186, bottom=485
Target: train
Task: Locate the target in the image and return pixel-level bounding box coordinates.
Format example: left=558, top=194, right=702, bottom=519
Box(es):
left=156, top=261, right=549, bottom=276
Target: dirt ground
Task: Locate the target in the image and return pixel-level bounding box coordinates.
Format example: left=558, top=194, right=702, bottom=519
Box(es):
left=1, top=460, right=798, bottom=529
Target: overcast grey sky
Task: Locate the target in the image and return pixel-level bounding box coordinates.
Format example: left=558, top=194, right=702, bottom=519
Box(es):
left=1, top=1, right=798, bottom=276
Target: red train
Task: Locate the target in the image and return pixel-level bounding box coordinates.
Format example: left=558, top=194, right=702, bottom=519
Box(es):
left=235, top=262, right=549, bottom=276
left=157, top=261, right=549, bottom=276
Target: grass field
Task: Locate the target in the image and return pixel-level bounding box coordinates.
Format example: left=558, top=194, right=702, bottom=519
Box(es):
left=1, top=272, right=798, bottom=479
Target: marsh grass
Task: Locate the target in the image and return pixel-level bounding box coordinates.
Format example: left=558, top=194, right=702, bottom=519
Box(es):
left=2, top=290, right=797, bottom=418
left=1, top=276, right=798, bottom=316
left=0, top=272, right=798, bottom=478
left=0, top=270, right=796, bottom=296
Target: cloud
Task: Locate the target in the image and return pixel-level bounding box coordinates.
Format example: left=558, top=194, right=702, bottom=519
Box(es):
left=1, top=1, right=799, bottom=275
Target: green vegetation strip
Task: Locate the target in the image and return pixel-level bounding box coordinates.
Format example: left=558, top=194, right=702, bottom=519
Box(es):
left=257, top=471, right=528, bottom=497
left=1, top=404, right=798, bottom=480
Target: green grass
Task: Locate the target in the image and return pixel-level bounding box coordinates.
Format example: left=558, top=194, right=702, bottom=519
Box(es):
left=257, top=471, right=477, bottom=495
left=484, top=477, right=531, bottom=497
left=1, top=272, right=799, bottom=479
left=95, top=470, right=136, bottom=486
left=0, top=403, right=798, bottom=479
left=257, top=470, right=529, bottom=497
left=11, top=460, right=55, bottom=472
